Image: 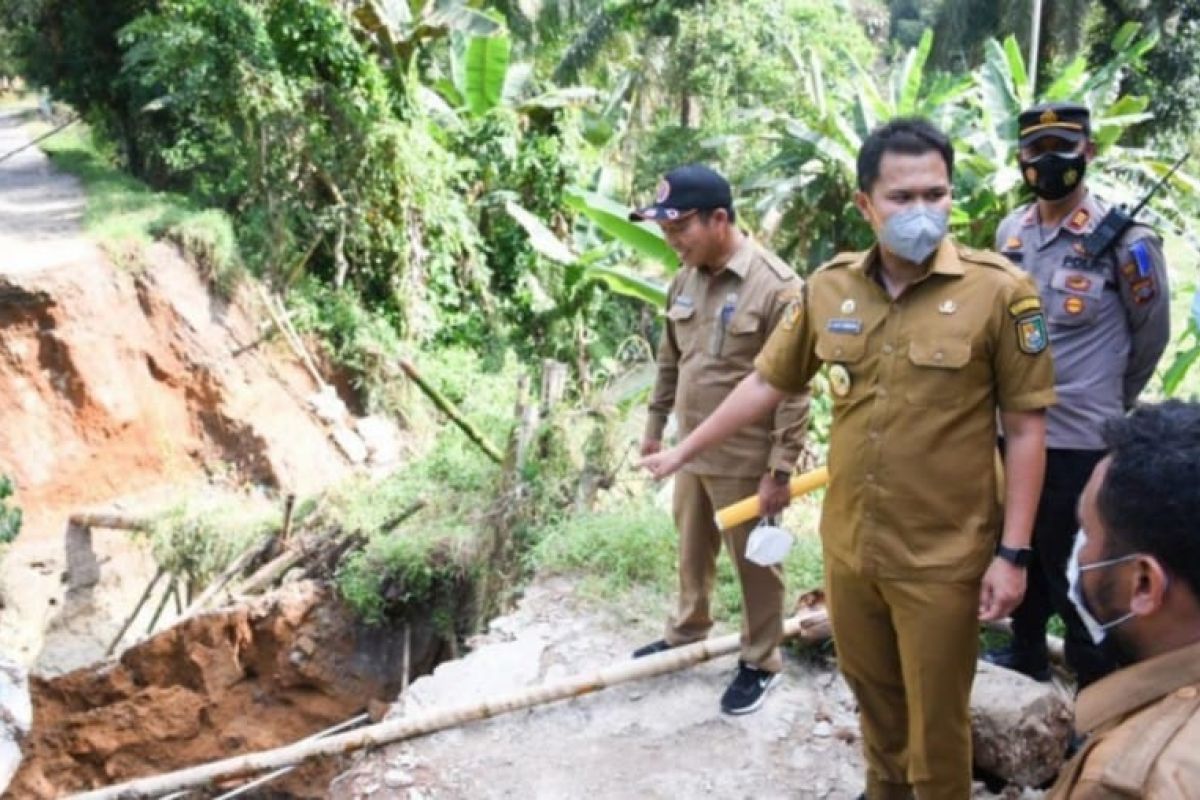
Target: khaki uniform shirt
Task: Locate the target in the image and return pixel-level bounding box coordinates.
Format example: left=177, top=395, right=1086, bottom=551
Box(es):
left=755, top=239, right=1056, bottom=581
left=1048, top=639, right=1200, bottom=799
left=996, top=192, right=1170, bottom=450
left=647, top=236, right=809, bottom=478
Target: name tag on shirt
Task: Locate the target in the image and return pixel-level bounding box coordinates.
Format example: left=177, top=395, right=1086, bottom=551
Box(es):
left=826, top=318, right=863, bottom=335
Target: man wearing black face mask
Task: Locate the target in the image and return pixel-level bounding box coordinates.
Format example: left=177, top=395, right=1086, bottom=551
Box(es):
left=985, top=102, right=1171, bottom=688
left=1046, top=400, right=1200, bottom=798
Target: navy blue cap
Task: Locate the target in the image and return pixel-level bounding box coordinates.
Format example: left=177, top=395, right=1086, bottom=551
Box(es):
left=1019, top=102, right=1091, bottom=146
left=630, top=164, right=733, bottom=221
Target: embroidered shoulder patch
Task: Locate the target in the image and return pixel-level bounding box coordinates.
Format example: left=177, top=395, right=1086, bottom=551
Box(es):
left=1008, top=296, right=1042, bottom=318
left=1016, top=312, right=1048, bottom=355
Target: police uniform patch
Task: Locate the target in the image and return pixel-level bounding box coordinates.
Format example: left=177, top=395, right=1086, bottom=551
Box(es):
left=1016, top=313, right=1048, bottom=354
left=826, top=318, right=863, bottom=335
left=1130, top=279, right=1156, bottom=305
left=1008, top=296, right=1042, bottom=318
left=1005, top=236, right=1022, bottom=250
left=1130, top=240, right=1154, bottom=278
left=1063, top=296, right=1085, bottom=315
left=1066, top=208, right=1090, bottom=233
left=1066, top=274, right=1092, bottom=292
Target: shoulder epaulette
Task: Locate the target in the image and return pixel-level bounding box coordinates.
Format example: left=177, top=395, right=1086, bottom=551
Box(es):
left=959, top=245, right=1023, bottom=275
left=759, top=249, right=799, bottom=283
left=814, top=251, right=863, bottom=274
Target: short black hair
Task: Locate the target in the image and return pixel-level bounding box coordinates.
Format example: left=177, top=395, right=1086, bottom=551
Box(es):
left=697, top=205, right=737, bottom=224
left=1098, top=400, right=1200, bottom=600
left=856, top=117, right=954, bottom=193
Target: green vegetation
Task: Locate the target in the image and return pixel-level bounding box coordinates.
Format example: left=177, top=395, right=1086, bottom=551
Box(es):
left=140, top=495, right=276, bottom=585
left=533, top=494, right=826, bottom=624
left=34, top=120, right=244, bottom=285
left=4, top=0, right=1200, bottom=628
left=0, top=476, right=22, bottom=547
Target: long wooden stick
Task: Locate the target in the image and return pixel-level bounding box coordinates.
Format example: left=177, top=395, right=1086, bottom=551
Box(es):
left=106, top=568, right=166, bottom=656
left=180, top=534, right=274, bottom=618
left=67, top=513, right=150, bottom=531
left=398, top=358, right=503, bottom=464
left=67, top=605, right=830, bottom=800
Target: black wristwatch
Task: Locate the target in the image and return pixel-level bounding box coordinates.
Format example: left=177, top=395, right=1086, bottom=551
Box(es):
left=771, top=469, right=791, bottom=485
left=996, top=544, right=1033, bottom=567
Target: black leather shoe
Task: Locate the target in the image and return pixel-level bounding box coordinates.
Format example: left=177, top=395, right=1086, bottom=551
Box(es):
left=982, top=644, right=1051, bottom=682
left=631, top=639, right=673, bottom=659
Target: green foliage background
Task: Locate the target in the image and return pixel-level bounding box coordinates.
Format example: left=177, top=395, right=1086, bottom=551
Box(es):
left=3, top=0, right=1200, bottom=622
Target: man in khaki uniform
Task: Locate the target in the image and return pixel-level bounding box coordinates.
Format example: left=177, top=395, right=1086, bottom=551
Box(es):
left=630, top=164, right=809, bottom=715
left=1048, top=400, right=1200, bottom=798
left=642, top=120, right=1056, bottom=798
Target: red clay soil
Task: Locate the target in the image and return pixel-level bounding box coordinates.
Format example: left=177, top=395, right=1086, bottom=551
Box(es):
left=0, top=241, right=350, bottom=543
left=8, top=581, right=407, bottom=798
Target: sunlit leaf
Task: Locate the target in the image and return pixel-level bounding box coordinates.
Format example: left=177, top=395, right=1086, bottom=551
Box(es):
left=564, top=188, right=680, bottom=270
left=504, top=201, right=577, bottom=264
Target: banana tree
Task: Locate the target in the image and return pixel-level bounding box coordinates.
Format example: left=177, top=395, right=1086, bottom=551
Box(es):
left=504, top=197, right=672, bottom=309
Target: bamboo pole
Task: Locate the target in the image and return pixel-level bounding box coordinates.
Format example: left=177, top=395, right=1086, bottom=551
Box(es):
left=713, top=465, right=829, bottom=530
left=211, top=713, right=370, bottom=800
left=106, top=568, right=166, bottom=656
left=68, top=605, right=830, bottom=800
left=67, top=512, right=150, bottom=531
left=398, top=358, right=503, bottom=464
left=255, top=285, right=325, bottom=389
left=145, top=576, right=177, bottom=635
left=180, top=534, right=274, bottom=618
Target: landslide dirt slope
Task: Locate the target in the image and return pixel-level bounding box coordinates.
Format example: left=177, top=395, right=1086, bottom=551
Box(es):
left=10, top=581, right=407, bottom=799
left=0, top=104, right=352, bottom=670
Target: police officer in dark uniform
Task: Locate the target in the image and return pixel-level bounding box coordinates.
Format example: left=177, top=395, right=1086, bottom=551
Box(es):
left=986, top=102, right=1171, bottom=687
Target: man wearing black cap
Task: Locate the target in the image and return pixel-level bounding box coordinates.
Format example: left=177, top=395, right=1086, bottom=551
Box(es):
left=630, top=164, right=810, bottom=715
left=986, top=102, right=1171, bottom=688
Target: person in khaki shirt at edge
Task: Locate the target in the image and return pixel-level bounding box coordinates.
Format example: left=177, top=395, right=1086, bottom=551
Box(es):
left=641, top=119, right=1056, bottom=799
left=1047, top=400, right=1200, bottom=799
left=628, top=164, right=810, bottom=716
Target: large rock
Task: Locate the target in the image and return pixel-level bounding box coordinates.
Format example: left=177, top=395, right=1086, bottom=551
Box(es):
left=0, top=655, right=31, bottom=794
left=971, top=661, right=1073, bottom=787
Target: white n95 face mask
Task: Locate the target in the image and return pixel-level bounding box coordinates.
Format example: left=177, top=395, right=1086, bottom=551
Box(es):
left=1066, top=529, right=1137, bottom=645
left=745, top=518, right=794, bottom=567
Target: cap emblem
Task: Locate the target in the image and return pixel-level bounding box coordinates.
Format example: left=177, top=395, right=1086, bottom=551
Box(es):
left=1040, top=109, right=1059, bottom=124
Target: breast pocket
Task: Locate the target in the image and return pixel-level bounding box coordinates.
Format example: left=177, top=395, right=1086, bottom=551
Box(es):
left=667, top=302, right=700, bottom=353
left=905, top=337, right=972, bottom=407
left=719, top=314, right=763, bottom=360
left=1047, top=269, right=1103, bottom=327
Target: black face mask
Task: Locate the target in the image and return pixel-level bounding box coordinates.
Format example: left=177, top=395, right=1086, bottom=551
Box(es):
left=1019, top=150, right=1087, bottom=200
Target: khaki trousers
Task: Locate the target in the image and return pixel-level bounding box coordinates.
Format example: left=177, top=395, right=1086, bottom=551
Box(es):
left=666, top=470, right=784, bottom=673
left=826, top=556, right=980, bottom=800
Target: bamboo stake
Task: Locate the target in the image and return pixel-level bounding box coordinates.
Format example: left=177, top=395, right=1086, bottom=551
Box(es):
left=145, top=576, right=177, bottom=635
left=68, top=605, right=830, bottom=800
left=106, top=568, right=166, bottom=656
left=255, top=285, right=325, bottom=389
left=180, top=534, right=274, bottom=619
left=398, top=358, right=503, bottom=464
left=231, top=549, right=305, bottom=597
left=279, top=494, right=297, bottom=548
